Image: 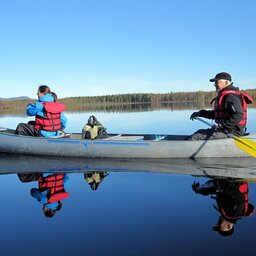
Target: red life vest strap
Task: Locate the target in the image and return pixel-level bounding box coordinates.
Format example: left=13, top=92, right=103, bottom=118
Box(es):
left=239, top=183, right=255, bottom=216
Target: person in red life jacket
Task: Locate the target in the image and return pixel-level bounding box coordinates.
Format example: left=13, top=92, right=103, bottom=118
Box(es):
left=15, top=85, right=67, bottom=137
left=30, top=173, right=70, bottom=218
left=192, top=179, right=255, bottom=236
left=189, top=72, right=253, bottom=140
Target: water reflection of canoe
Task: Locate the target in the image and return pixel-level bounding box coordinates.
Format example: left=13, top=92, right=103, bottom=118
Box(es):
left=0, top=128, right=255, bottom=158
left=0, top=153, right=256, bottom=180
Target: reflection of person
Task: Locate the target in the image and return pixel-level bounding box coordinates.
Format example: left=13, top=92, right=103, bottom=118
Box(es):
left=18, top=172, right=70, bottom=218
left=15, top=85, right=67, bottom=137
left=189, top=72, right=253, bottom=140
left=192, top=179, right=254, bottom=236
left=84, top=172, right=109, bottom=191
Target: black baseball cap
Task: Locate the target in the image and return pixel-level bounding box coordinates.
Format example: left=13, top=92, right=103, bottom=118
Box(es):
left=210, top=72, right=232, bottom=82
left=212, top=217, right=235, bottom=237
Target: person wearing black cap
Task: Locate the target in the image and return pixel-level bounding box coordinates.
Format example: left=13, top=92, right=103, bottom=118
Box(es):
left=192, top=179, right=255, bottom=236
left=189, top=72, right=253, bottom=140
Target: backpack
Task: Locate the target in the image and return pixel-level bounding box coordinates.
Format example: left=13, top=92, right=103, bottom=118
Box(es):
left=81, top=115, right=107, bottom=139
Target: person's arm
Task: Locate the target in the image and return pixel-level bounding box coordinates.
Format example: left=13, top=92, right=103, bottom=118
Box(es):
left=30, top=188, right=48, bottom=204
left=26, top=102, right=44, bottom=116
left=60, top=112, right=67, bottom=130
left=190, top=109, right=214, bottom=120
left=63, top=174, right=70, bottom=190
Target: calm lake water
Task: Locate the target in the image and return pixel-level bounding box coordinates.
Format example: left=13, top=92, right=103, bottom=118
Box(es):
left=0, top=108, right=256, bottom=256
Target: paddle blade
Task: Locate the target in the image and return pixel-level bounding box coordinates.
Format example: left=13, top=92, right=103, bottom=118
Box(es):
left=234, top=137, right=256, bottom=157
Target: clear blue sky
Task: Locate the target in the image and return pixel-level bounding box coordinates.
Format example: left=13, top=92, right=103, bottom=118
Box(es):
left=1, top=0, right=256, bottom=98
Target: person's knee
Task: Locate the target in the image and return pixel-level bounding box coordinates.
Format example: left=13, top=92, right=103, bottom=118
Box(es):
left=15, top=123, right=25, bottom=134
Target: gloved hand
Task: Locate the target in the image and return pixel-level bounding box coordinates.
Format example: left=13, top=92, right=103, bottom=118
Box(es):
left=192, top=181, right=201, bottom=192
left=190, top=111, right=201, bottom=120
left=192, top=180, right=215, bottom=196
left=213, top=123, right=224, bottom=132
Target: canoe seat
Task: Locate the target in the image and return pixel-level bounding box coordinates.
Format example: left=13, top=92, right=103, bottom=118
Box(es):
left=111, top=136, right=144, bottom=141
left=103, top=134, right=144, bottom=141
left=103, top=134, right=123, bottom=140
left=50, top=132, right=71, bottom=139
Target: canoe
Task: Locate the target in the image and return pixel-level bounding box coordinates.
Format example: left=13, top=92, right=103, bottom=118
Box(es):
left=0, top=127, right=255, bottom=158
left=0, top=153, right=256, bottom=180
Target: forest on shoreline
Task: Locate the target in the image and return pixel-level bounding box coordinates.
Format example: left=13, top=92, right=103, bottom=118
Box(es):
left=1, top=89, right=256, bottom=116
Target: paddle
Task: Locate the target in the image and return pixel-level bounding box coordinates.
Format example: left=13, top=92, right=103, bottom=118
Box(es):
left=195, top=117, right=256, bottom=158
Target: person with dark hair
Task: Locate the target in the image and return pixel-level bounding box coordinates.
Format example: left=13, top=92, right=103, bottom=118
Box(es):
left=43, top=201, right=63, bottom=218
left=51, top=91, right=58, bottom=102
left=17, top=172, right=70, bottom=218
left=189, top=72, right=253, bottom=140
left=192, top=178, right=255, bottom=236
left=15, top=85, right=67, bottom=137
left=30, top=173, right=70, bottom=218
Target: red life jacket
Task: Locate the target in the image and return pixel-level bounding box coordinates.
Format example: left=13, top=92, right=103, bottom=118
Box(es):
left=238, top=183, right=255, bottom=217
left=220, top=182, right=254, bottom=220
left=38, top=174, right=69, bottom=203
left=35, top=102, right=66, bottom=132
left=214, top=90, right=253, bottom=127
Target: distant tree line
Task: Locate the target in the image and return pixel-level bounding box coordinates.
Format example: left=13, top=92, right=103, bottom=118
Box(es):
left=61, top=89, right=256, bottom=105
left=1, top=89, right=256, bottom=116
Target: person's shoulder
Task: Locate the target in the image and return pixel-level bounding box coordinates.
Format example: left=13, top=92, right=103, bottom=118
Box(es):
left=39, top=93, right=54, bottom=103
left=225, top=91, right=242, bottom=100
left=223, top=93, right=243, bottom=106
left=223, top=87, right=242, bottom=101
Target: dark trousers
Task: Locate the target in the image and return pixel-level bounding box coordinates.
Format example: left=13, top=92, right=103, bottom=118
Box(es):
left=15, top=123, right=41, bottom=137
left=188, top=128, right=227, bottom=140
left=17, top=173, right=41, bottom=183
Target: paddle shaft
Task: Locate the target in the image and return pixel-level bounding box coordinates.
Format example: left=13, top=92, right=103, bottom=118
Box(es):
left=195, top=117, right=232, bottom=137
left=195, top=117, right=214, bottom=128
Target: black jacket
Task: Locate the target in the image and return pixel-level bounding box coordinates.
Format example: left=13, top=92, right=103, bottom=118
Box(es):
left=215, top=180, right=248, bottom=223
left=198, top=85, right=244, bottom=135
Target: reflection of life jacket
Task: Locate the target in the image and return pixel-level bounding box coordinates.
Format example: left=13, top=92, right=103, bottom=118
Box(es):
left=214, top=90, right=253, bottom=127
left=219, top=182, right=254, bottom=221
left=35, top=102, right=66, bottom=132
left=38, top=174, right=69, bottom=203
